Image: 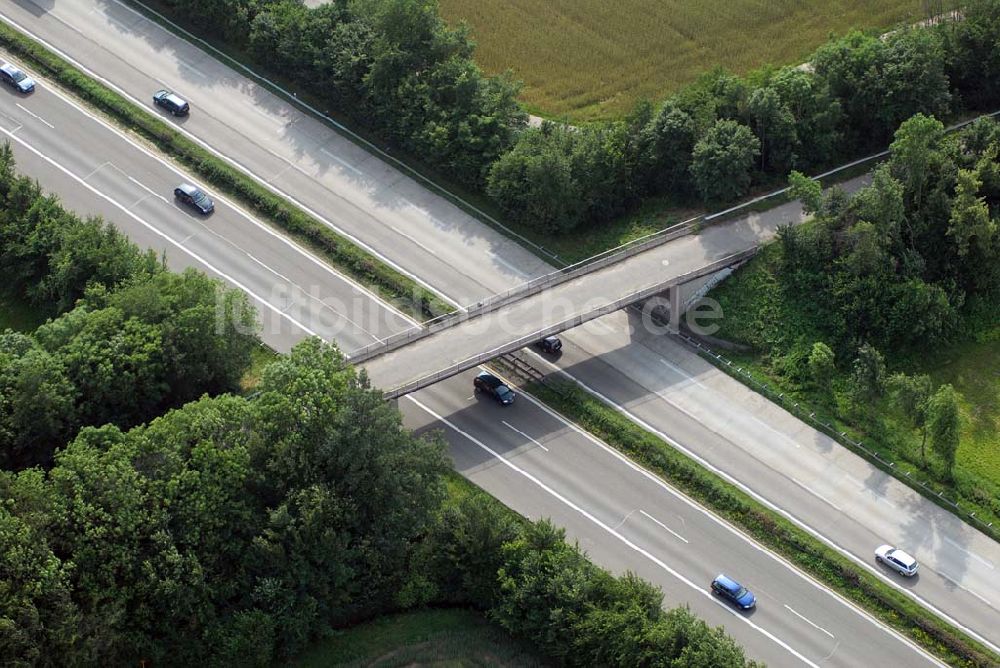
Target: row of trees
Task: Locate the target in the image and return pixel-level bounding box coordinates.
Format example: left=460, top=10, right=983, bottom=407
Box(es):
left=0, top=148, right=258, bottom=470
left=169, top=0, right=525, bottom=188
left=1, top=338, right=755, bottom=666
left=160, top=0, right=1000, bottom=234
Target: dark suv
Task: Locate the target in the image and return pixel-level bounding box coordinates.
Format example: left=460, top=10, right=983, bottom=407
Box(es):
left=711, top=574, right=756, bottom=610
left=535, top=336, right=562, bottom=354
left=473, top=372, right=515, bottom=405
left=0, top=62, right=35, bottom=93
left=153, top=89, right=190, bottom=116
left=174, top=183, right=214, bottom=214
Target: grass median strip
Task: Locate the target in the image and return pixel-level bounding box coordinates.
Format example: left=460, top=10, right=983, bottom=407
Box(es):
left=0, top=22, right=452, bottom=322
left=526, top=379, right=1000, bottom=668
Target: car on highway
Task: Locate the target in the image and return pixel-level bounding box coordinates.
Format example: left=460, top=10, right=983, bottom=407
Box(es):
left=473, top=371, right=515, bottom=405
left=535, top=336, right=563, bottom=354
left=153, top=89, right=190, bottom=116
left=0, top=62, right=35, bottom=93
left=875, top=544, right=918, bottom=576
left=711, top=574, right=756, bottom=609
left=174, top=183, right=214, bottom=214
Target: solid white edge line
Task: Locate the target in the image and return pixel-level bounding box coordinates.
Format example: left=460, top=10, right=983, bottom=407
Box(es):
left=525, top=349, right=992, bottom=658
left=405, top=394, right=822, bottom=668
left=0, top=10, right=462, bottom=312
left=0, top=123, right=319, bottom=339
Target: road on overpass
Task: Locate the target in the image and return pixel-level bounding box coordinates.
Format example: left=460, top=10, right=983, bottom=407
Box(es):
left=0, top=52, right=948, bottom=667
left=357, top=220, right=768, bottom=396
left=5, top=0, right=998, bottom=657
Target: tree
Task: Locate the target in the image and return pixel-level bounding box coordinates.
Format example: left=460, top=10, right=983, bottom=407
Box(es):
left=640, top=100, right=697, bottom=194
left=0, top=472, right=81, bottom=666
left=807, top=342, right=836, bottom=389
left=888, top=373, right=933, bottom=464
left=689, top=119, right=760, bottom=203
left=0, top=334, right=76, bottom=470
left=888, top=114, right=946, bottom=210
left=788, top=170, right=822, bottom=215
left=487, top=127, right=583, bottom=232
left=747, top=86, right=797, bottom=173
left=850, top=343, right=887, bottom=402
left=948, top=168, right=996, bottom=257
left=927, top=384, right=961, bottom=479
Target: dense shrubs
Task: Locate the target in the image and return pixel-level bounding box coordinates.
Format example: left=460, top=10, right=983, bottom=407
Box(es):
left=146, top=1, right=1000, bottom=234
left=0, top=150, right=258, bottom=469
left=0, top=338, right=754, bottom=667
left=776, top=115, right=1000, bottom=359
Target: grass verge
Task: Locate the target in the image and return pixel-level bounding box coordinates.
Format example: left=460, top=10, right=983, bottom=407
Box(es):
left=293, top=607, right=546, bottom=668
left=527, top=379, right=1000, bottom=668
left=0, top=23, right=452, bottom=322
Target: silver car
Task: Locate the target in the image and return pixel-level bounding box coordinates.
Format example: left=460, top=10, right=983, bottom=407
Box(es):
left=875, top=544, right=918, bottom=576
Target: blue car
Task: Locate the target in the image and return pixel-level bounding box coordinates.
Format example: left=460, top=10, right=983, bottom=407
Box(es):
left=711, top=574, right=756, bottom=609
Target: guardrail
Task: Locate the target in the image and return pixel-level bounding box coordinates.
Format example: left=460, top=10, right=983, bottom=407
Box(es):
left=379, top=248, right=757, bottom=398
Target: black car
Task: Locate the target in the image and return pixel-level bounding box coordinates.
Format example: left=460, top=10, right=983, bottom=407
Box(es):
left=0, top=62, right=35, bottom=93
left=711, top=574, right=756, bottom=610
left=473, top=372, right=515, bottom=405
left=153, top=89, right=190, bottom=116
left=174, top=183, right=214, bottom=214
left=535, top=336, right=562, bottom=354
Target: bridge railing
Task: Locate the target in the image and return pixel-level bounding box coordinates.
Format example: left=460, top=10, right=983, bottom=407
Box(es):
left=348, top=216, right=702, bottom=363
left=379, top=248, right=757, bottom=398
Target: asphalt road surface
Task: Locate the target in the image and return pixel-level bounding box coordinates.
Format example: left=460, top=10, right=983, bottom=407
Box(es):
left=0, top=74, right=414, bottom=352
left=3, top=0, right=998, bottom=659
left=1, top=0, right=552, bottom=307
left=0, top=55, right=949, bottom=667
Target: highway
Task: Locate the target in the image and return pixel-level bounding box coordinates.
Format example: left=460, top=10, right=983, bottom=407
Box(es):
left=0, top=0, right=552, bottom=307
left=0, top=52, right=947, bottom=667
left=5, top=0, right=999, bottom=656
left=0, top=72, right=414, bottom=351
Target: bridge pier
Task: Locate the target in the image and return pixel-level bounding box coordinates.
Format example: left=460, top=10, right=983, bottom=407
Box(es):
left=668, top=284, right=682, bottom=332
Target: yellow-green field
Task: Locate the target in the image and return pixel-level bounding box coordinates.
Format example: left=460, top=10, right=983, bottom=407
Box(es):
left=439, top=0, right=931, bottom=120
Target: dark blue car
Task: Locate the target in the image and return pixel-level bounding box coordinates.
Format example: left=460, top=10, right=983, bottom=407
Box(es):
left=711, top=574, right=756, bottom=609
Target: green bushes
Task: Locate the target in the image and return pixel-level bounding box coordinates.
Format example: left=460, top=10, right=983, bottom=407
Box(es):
left=0, top=19, right=451, bottom=320
left=0, top=150, right=258, bottom=470
left=420, top=484, right=756, bottom=667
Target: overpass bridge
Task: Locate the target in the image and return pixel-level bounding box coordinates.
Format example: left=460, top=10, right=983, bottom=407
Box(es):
left=353, top=200, right=793, bottom=397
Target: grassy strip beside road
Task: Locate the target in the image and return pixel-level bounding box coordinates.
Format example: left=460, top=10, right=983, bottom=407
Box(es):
left=0, top=24, right=452, bottom=322
left=527, top=379, right=1000, bottom=668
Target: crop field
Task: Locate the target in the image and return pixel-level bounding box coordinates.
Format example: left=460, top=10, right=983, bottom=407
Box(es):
left=439, top=0, right=937, bottom=120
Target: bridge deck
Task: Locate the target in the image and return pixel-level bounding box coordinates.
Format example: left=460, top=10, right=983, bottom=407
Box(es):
left=362, top=197, right=806, bottom=397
